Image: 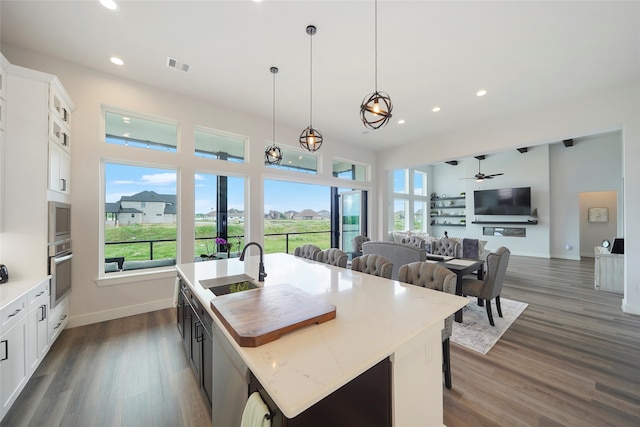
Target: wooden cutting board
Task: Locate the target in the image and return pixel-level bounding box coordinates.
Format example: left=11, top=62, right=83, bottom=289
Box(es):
left=210, top=283, right=337, bottom=347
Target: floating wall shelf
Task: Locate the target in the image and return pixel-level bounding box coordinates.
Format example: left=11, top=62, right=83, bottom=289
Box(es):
left=472, top=220, right=538, bottom=225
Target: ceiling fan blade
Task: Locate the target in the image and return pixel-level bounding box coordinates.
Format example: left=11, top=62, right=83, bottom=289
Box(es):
left=485, top=172, right=504, bottom=178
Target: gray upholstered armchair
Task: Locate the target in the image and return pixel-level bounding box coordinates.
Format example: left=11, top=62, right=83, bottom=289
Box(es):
left=432, top=238, right=459, bottom=257
left=398, top=261, right=458, bottom=389
left=401, top=235, right=425, bottom=249
left=350, top=254, right=393, bottom=279
left=351, top=235, right=371, bottom=257
left=315, top=248, right=348, bottom=268
left=461, top=246, right=511, bottom=326
left=293, top=244, right=321, bottom=260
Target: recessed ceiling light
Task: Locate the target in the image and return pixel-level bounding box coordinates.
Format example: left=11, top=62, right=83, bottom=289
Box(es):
left=476, top=89, right=487, bottom=97
left=122, top=133, right=130, bottom=137
left=110, top=56, right=124, bottom=65
left=397, top=119, right=405, bottom=124
left=100, top=0, right=118, bottom=11
left=432, top=107, right=441, bottom=112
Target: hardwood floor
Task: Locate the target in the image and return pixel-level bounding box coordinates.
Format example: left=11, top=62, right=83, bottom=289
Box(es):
left=444, top=255, right=640, bottom=427
left=3, top=255, right=639, bottom=426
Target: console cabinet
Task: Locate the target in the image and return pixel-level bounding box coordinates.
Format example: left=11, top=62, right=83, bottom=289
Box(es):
left=594, top=247, right=623, bottom=294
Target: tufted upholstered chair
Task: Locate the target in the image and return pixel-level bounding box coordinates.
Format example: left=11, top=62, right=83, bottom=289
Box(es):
left=461, top=247, right=511, bottom=326
left=293, top=244, right=321, bottom=260
left=433, top=238, right=460, bottom=257
left=350, top=254, right=393, bottom=279
left=315, top=248, right=348, bottom=268
left=398, top=261, right=458, bottom=389
left=401, top=235, right=425, bottom=250
left=351, top=235, right=371, bottom=257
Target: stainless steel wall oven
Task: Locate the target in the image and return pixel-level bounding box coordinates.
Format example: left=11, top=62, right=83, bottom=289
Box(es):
left=49, top=239, right=72, bottom=309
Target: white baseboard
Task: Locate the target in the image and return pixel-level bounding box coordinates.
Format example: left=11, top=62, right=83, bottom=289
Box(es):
left=67, top=298, right=175, bottom=328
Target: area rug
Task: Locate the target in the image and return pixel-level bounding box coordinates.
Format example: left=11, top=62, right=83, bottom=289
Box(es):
left=451, top=297, right=528, bottom=354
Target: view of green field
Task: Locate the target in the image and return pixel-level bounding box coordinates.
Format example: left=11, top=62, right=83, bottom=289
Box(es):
left=104, top=219, right=331, bottom=261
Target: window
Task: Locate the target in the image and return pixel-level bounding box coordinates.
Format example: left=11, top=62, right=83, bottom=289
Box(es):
left=264, top=179, right=330, bottom=253
left=103, top=108, right=178, bottom=152
left=104, top=163, right=177, bottom=272
left=390, top=168, right=430, bottom=233
left=195, top=173, right=245, bottom=258
left=264, top=145, right=318, bottom=174
left=195, top=127, right=246, bottom=162
left=333, top=159, right=368, bottom=182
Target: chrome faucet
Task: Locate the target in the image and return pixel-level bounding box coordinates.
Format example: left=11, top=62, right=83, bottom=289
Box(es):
left=239, top=242, right=267, bottom=282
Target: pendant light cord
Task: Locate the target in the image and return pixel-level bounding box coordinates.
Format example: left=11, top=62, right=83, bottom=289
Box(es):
left=272, top=68, right=276, bottom=144
left=374, top=0, right=378, bottom=93
left=309, top=29, right=313, bottom=127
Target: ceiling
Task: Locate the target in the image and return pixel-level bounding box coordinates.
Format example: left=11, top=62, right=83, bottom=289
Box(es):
left=1, top=1, right=639, bottom=151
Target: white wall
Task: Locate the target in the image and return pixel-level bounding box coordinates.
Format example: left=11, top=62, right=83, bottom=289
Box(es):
left=377, top=81, right=640, bottom=315
left=1, top=45, right=377, bottom=327
left=579, top=191, right=618, bottom=257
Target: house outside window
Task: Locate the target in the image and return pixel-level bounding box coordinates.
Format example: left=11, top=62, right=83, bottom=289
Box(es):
left=104, top=162, right=177, bottom=272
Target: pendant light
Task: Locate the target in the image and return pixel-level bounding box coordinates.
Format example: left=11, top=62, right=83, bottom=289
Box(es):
left=360, top=0, right=393, bottom=130
left=299, top=25, right=323, bottom=152
left=265, top=66, right=283, bottom=165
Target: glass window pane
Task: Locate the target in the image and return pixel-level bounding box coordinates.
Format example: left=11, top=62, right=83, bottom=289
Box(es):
left=393, top=169, right=408, bottom=194
left=332, top=160, right=367, bottom=182
left=264, top=179, right=330, bottom=254
left=195, top=128, right=245, bottom=162
left=414, top=171, right=427, bottom=196
left=104, top=163, right=177, bottom=271
left=393, top=199, right=409, bottom=231
left=413, top=201, right=428, bottom=232
left=104, top=109, right=178, bottom=152
left=195, top=173, right=245, bottom=258
left=265, top=145, right=317, bottom=174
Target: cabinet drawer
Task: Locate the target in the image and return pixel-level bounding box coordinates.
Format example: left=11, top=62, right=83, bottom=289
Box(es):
left=28, top=279, right=50, bottom=308
left=1, top=296, right=27, bottom=332
left=49, top=113, right=70, bottom=151
left=48, top=296, right=69, bottom=343
left=49, top=86, right=71, bottom=127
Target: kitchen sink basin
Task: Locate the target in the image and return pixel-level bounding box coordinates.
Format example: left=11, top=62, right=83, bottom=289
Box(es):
left=200, top=274, right=260, bottom=296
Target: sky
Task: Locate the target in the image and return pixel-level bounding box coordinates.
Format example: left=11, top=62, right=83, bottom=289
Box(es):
left=105, top=163, right=331, bottom=214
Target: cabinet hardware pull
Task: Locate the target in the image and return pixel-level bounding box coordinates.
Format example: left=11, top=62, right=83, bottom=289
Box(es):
left=61, top=107, right=68, bottom=121
left=60, top=314, right=67, bottom=321
left=62, top=133, right=69, bottom=146
left=36, top=290, right=45, bottom=297
left=1, top=340, right=7, bottom=362
left=53, top=322, right=61, bottom=330
left=7, top=308, right=22, bottom=318
left=60, top=178, right=67, bottom=191
left=40, top=305, right=47, bottom=321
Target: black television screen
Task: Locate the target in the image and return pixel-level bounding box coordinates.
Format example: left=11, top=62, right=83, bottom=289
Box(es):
left=474, top=187, right=531, bottom=215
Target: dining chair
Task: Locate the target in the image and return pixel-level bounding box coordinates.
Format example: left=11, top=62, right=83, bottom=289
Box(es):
left=398, top=262, right=458, bottom=389
left=315, top=248, right=348, bottom=268
left=293, top=244, right=321, bottom=260
left=461, top=246, right=511, bottom=326
left=401, top=235, right=425, bottom=249
left=350, top=254, right=393, bottom=279
left=351, top=235, right=371, bottom=257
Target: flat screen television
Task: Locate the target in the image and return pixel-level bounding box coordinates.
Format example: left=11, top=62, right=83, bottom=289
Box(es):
left=474, top=187, right=532, bottom=215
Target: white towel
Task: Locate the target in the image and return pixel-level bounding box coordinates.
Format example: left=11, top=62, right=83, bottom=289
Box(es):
left=241, top=392, right=271, bottom=427
left=173, top=276, right=180, bottom=306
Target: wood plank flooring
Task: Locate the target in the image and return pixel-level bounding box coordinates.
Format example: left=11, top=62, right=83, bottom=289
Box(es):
left=3, top=255, right=639, bottom=426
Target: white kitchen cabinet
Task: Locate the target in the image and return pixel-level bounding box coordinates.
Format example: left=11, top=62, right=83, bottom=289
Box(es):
left=48, top=141, right=70, bottom=195
left=0, top=296, right=28, bottom=420
left=48, top=295, right=69, bottom=344
left=26, top=279, right=50, bottom=375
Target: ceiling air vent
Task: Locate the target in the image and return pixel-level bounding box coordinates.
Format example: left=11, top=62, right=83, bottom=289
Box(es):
left=167, top=57, right=190, bottom=72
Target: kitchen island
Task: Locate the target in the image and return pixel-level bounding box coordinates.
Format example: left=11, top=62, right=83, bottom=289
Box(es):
left=176, top=252, right=467, bottom=426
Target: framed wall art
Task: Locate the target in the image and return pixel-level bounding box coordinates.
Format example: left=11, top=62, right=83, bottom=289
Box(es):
left=588, top=207, right=608, bottom=223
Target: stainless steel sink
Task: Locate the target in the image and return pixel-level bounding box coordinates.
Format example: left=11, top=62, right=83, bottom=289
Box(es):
left=200, top=274, right=260, bottom=296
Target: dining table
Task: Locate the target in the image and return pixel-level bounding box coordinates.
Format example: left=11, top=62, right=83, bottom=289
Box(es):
left=428, top=255, right=485, bottom=322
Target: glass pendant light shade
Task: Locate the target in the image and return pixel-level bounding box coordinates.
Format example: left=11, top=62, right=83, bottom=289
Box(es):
left=264, top=66, right=283, bottom=165
left=299, top=126, right=323, bottom=152
left=300, top=25, right=323, bottom=152
left=360, top=91, right=393, bottom=130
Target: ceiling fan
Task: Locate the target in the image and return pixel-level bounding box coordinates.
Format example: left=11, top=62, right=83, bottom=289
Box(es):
left=462, top=155, right=504, bottom=182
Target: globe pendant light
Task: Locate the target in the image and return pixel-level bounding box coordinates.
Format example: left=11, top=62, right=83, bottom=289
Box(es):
left=360, top=0, right=393, bottom=130
left=299, top=25, right=323, bottom=152
left=265, top=66, right=283, bottom=165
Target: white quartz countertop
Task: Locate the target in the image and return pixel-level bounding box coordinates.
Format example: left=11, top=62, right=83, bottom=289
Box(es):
left=176, top=252, right=467, bottom=419
left=0, top=275, right=51, bottom=310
